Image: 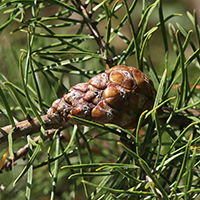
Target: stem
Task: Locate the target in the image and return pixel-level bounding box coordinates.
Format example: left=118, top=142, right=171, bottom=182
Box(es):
left=1, top=106, right=199, bottom=145
left=74, top=0, right=112, bottom=69
left=0, top=115, right=64, bottom=144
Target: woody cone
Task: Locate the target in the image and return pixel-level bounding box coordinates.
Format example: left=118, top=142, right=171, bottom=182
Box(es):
left=48, top=65, right=156, bottom=129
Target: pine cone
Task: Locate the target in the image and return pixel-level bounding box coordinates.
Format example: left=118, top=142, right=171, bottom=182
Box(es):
left=47, top=65, right=156, bottom=129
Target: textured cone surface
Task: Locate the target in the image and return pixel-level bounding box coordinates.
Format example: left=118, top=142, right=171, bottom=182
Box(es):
left=47, top=65, right=156, bottom=129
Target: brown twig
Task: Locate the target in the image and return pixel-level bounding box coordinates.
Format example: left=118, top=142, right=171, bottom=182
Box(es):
left=0, top=106, right=199, bottom=172
left=0, top=128, right=64, bottom=172
left=1, top=106, right=199, bottom=144
left=75, top=0, right=112, bottom=69
left=0, top=115, right=68, bottom=144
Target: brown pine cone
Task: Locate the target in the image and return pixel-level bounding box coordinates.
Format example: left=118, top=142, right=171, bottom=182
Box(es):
left=47, top=65, right=156, bottom=129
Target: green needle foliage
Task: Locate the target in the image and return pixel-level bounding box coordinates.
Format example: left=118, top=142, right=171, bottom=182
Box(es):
left=0, top=0, right=200, bottom=200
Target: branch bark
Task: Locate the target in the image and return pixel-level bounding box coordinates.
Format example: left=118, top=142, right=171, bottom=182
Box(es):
left=0, top=106, right=199, bottom=172
left=1, top=106, right=199, bottom=145
left=0, top=128, right=65, bottom=172
left=0, top=115, right=64, bottom=144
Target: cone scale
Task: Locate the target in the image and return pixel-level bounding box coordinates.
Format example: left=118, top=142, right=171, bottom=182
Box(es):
left=47, top=65, right=156, bottom=129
